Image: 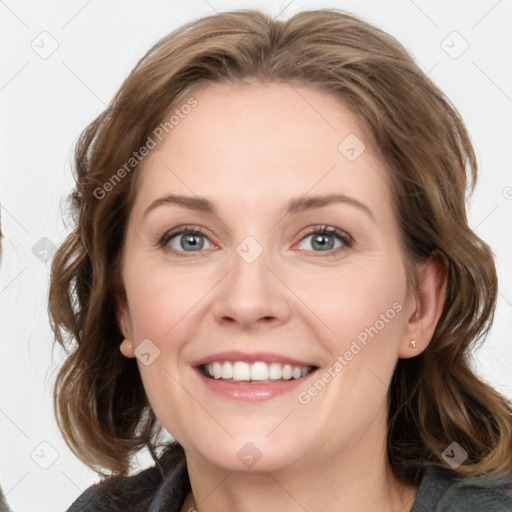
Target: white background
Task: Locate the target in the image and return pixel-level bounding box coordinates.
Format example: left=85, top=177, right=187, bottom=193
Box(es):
left=1, top=0, right=511, bottom=510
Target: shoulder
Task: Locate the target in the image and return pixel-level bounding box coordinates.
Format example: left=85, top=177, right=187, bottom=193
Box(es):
left=65, top=443, right=190, bottom=512
left=412, top=464, right=512, bottom=512
left=65, top=465, right=163, bottom=512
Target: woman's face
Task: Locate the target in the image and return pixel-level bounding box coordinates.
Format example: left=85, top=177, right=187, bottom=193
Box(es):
left=119, top=82, right=418, bottom=473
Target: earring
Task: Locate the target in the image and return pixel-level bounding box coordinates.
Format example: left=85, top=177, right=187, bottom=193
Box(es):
left=409, top=340, right=417, bottom=348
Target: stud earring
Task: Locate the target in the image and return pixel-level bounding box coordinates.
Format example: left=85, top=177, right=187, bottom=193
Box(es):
left=122, top=339, right=133, bottom=349
left=409, top=340, right=417, bottom=348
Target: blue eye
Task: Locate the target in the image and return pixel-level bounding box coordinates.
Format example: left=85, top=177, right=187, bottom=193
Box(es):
left=298, top=226, right=352, bottom=254
left=160, top=226, right=214, bottom=255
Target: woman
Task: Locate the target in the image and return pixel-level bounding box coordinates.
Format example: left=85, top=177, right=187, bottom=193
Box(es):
left=49, top=8, right=512, bottom=511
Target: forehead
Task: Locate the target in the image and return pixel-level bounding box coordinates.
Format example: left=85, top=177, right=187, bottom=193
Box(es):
left=132, top=82, right=391, bottom=217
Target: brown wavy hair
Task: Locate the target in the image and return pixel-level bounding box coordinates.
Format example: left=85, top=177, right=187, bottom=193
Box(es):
left=49, top=8, right=512, bottom=481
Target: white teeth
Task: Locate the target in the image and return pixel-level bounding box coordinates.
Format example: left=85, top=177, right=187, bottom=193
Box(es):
left=203, top=361, right=313, bottom=381
left=233, top=361, right=251, bottom=381
left=251, top=362, right=269, bottom=380
left=212, top=362, right=222, bottom=379
left=221, top=361, right=233, bottom=379
left=268, top=362, right=282, bottom=379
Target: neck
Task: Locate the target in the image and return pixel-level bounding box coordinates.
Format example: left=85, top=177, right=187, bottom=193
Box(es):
left=181, top=411, right=418, bottom=512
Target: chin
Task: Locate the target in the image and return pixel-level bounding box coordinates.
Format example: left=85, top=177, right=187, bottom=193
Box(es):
left=183, top=433, right=305, bottom=473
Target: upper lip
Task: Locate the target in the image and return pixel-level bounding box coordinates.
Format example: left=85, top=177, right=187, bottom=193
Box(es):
left=191, top=351, right=318, bottom=368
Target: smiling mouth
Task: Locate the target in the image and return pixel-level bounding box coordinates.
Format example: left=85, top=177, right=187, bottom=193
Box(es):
left=198, top=361, right=317, bottom=383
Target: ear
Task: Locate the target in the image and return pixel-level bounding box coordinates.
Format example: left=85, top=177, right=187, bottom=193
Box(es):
left=399, top=252, right=448, bottom=358
left=117, top=299, right=136, bottom=359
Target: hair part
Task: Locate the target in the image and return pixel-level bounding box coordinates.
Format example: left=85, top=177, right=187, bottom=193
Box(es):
left=49, top=8, right=512, bottom=480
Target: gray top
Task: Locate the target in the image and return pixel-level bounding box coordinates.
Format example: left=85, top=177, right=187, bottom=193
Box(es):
left=410, top=464, right=512, bottom=511
left=64, top=444, right=512, bottom=511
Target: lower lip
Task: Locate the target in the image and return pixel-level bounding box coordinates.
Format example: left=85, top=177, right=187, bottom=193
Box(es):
left=195, top=368, right=316, bottom=402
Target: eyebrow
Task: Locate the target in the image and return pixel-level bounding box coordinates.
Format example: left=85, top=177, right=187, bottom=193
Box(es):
left=143, top=193, right=375, bottom=221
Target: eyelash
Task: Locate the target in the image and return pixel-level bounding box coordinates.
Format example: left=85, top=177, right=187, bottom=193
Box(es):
left=158, top=224, right=353, bottom=257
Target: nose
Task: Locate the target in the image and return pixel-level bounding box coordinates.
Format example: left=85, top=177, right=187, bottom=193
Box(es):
left=212, top=244, right=291, bottom=331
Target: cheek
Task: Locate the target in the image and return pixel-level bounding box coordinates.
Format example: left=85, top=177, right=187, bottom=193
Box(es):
left=122, top=261, right=201, bottom=436
left=295, top=258, right=406, bottom=345
left=122, top=256, right=210, bottom=339
left=296, top=259, right=407, bottom=410
left=299, top=264, right=406, bottom=416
